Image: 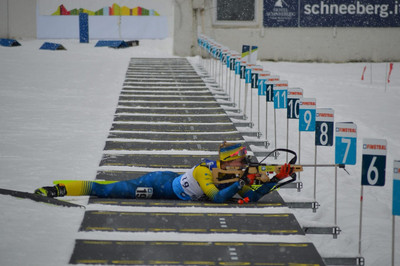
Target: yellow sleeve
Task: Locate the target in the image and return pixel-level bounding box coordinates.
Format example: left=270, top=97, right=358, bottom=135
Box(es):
left=192, top=165, right=220, bottom=201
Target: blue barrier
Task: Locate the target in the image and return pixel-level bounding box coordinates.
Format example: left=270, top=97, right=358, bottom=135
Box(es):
left=0, top=39, right=21, bottom=47
left=95, top=40, right=130, bottom=49
left=39, top=42, right=66, bottom=50
left=79, top=13, right=89, bottom=43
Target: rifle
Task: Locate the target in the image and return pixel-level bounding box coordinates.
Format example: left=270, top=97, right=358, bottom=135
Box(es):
left=212, top=149, right=300, bottom=188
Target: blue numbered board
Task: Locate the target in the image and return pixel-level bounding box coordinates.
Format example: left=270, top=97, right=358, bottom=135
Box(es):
left=273, top=81, right=288, bottom=109
left=245, top=67, right=252, bottom=84
left=361, top=139, right=387, bottom=186
left=393, top=160, right=400, bottom=216
left=315, top=108, right=334, bottom=146
left=335, top=122, right=357, bottom=165
left=257, top=72, right=271, bottom=96
left=235, top=60, right=241, bottom=75
left=299, top=98, right=316, bottom=131
left=287, top=88, right=303, bottom=119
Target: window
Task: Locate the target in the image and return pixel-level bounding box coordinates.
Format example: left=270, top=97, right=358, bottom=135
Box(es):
left=213, top=0, right=258, bottom=26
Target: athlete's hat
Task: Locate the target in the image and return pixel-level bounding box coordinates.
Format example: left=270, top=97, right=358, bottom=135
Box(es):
left=219, top=142, right=247, bottom=162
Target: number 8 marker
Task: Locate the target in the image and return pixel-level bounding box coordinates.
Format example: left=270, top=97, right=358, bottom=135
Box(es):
left=315, top=108, right=334, bottom=146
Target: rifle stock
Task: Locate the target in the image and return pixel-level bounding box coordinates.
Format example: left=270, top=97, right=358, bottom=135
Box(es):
left=212, top=164, right=303, bottom=184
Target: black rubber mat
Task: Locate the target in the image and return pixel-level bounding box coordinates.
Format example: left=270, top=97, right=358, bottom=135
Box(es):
left=113, top=114, right=232, bottom=123
left=88, top=192, right=286, bottom=207
left=115, top=107, right=226, bottom=114
left=103, top=141, right=246, bottom=151
left=99, top=154, right=217, bottom=168
left=80, top=211, right=303, bottom=235
left=117, top=101, right=222, bottom=108
left=110, top=123, right=238, bottom=132
left=70, top=240, right=325, bottom=265
left=107, top=132, right=244, bottom=141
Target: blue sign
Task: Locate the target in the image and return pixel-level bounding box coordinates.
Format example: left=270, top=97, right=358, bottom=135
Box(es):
left=257, top=72, right=271, bottom=96
left=263, top=0, right=400, bottom=27
left=335, top=122, right=357, bottom=165
left=245, top=68, right=252, bottom=84
left=263, top=0, right=299, bottom=27
left=299, top=98, right=316, bottom=131
left=235, top=60, right=241, bottom=75
left=273, top=82, right=288, bottom=109
left=258, top=79, right=266, bottom=96
left=361, top=139, right=387, bottom=186
left=393, top=160, right=400, bottom=216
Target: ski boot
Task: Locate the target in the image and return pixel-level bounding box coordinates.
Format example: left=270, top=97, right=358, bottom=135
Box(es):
left=34, top=184, right=67, bottom=198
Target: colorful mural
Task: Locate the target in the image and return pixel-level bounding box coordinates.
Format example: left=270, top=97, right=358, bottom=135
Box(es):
left=51, top=4, right=160, bottom=16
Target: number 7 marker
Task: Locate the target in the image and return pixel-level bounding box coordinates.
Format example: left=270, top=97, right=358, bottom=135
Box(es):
left=335, top=122, right=357, bottom=165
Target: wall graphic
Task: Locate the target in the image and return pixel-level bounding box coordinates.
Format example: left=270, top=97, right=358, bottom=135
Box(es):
left=51, top=4, right=161, bottom=16
left=37, top=1, right=168, bottom=39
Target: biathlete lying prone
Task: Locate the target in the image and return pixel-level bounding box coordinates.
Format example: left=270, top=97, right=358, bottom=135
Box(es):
left=35, top=142, right=293, bottom=203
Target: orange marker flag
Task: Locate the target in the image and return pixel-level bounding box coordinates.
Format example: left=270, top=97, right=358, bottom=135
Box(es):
left=361, top=66, right=367, bottom=80
left=387, top=63, right=394, bottom=83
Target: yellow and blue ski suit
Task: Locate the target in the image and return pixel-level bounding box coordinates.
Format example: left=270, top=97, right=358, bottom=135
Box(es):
left=63, top=160, right=277, bottom=203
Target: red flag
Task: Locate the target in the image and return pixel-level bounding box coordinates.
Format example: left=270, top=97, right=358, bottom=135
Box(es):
left=387, top=63, right=394, bottom=83
left=361, top=66, right=367, bottom=80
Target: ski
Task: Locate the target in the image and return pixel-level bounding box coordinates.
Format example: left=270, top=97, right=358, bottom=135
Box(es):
left=0, top=187, right=84, bottom=208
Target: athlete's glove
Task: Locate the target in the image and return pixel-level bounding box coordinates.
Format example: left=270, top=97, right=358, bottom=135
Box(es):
left=274, top=163, right=292, bottom=180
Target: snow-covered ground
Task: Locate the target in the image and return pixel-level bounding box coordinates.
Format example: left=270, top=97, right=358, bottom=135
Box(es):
left=0, top=39, right=399, bottom=266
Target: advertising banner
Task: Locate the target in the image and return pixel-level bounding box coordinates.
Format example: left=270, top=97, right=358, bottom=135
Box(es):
left=264, top=0, right=400, bottom=27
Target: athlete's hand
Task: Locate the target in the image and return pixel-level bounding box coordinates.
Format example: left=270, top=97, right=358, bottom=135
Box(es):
left=275, top=163, right=292, bottom=180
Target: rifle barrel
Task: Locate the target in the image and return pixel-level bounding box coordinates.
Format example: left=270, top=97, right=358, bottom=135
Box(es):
left=301, top=164, right=344, bottom=168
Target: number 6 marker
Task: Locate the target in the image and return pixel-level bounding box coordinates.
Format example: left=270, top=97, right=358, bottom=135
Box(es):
left=361, top=138, right=387, bottom=186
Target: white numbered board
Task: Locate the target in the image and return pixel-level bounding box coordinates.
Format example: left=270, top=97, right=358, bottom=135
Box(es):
left=361, top=139, right=387, bottom=186
left=335, top=122, right=357, bottom=165
left=299, top=98, right=316, bottom=131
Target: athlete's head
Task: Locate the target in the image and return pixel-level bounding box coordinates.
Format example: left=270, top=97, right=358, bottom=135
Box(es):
left=219, top=142, right=247, bottom=162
